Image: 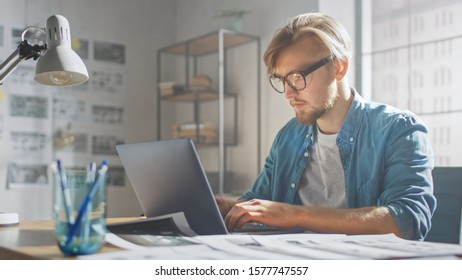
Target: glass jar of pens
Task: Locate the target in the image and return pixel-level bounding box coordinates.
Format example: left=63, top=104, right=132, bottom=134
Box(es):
left=51, top=159, right=108, bottom=256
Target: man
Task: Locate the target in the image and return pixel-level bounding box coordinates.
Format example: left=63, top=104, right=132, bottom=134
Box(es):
left=217, top=13, right=435, bottom=241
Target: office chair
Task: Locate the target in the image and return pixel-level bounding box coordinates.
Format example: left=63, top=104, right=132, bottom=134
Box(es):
left=425, top=167, right=462, bottom=244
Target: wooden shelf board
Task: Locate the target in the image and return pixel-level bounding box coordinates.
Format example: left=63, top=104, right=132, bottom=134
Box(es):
left=160, top=30, right=257, bottom=56
left=161, top=91, right=236, bottom=102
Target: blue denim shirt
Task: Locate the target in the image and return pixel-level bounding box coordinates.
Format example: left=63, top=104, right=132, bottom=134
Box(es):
left=241, top=89, right=436, bottom=240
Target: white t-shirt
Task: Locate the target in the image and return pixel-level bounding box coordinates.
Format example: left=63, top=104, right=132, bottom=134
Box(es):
left=298, top=127, right=346, bottom=208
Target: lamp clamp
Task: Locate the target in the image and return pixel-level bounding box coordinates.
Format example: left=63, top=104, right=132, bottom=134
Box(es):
left=18, top=40, right=47, bottom=61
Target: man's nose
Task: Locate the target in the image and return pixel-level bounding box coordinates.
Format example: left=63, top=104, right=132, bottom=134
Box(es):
left=284, top=85, right=298, bottom=99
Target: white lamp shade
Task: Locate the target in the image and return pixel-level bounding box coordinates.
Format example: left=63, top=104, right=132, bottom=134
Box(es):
left=34, top=46, right=89, bottom=85
left=34, top=15, right=89, bottom=86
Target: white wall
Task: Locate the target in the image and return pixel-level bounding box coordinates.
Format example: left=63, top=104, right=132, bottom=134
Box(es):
left=170, top=0, right=358, bottom=194
left=319, top=0, right=356, bottom=88
left=171, top=0, right=319, bottom=194
left=0, top=0, right=176, bottom=220
left=0, top=0, right=358, bottom=220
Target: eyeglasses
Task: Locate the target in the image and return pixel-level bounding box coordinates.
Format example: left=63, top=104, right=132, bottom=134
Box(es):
left=269, top=56, right=333, bottom=94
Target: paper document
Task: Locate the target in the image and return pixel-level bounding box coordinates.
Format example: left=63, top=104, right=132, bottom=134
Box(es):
left=85, top=223, right=462, bottom=260
left=107, top=212, right=197, bottom=237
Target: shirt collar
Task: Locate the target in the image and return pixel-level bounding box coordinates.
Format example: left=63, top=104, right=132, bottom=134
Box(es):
left=337, top=88, right=365, bottom=145
left=301, top=88, right=364, bottom=145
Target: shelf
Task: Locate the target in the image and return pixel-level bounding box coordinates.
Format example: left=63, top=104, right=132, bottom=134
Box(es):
left=169, top=138, right=220, bottom=146
left=159, top=29, right=259, bottom=56
left=157, top=29, right=260, bottom=195
left=189, top=140, right=237, bottom=147
left=160, top=90, right=236, bottom=102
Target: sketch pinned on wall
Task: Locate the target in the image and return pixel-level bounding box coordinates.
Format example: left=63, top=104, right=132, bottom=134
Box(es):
left=10, top=131, right=47, bottom=152
left=9, top=94, right=48, bottom=118
left=11, top=26, right=46, bottom=49
left=11, top=27, right=22, bottom=49
left=1, top=27, right=129, bottom=193
left=91, top=134, right=124, bottom=156
left=8, top=65, right=37, bottom=87
left=92, top=104, right=124, bottom=124
left=53, top=97, right=86, bottom=122
left=54, top=80, right=90, bottom=95
left=6, top=162, right=48, bottom=189
left=91, top=70, right=123, bottom=93
left=94, top=40, right=125, bottom=64
left=72, top=37, right=89, bottom=60
left=70, top=81, right=90, bottom=92
left=107, top=166, right=126, bottom=187
left=6, top=125, right=52, bottom=171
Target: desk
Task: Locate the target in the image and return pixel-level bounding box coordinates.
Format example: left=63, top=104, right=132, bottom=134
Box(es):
left=2, top=218, right=462, bottom=260
left=0, top=218, right=134, bottom=260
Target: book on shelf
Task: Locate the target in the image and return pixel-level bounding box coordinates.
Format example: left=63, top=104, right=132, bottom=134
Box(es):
left=189, top=74, right=212, bottom=90
left=171, top=122, right=217, bottom=143
left=158, top=81, right=185, bottom=96
left=176, top=121, right=216, bottom=130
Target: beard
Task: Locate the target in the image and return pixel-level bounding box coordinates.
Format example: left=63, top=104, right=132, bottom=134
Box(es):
left=295, top=106, right=325, bottom=125
left=293, top=88, right=339, bottom=125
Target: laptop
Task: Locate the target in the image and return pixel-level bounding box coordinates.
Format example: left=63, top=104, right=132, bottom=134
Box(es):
left=115, top=138, right=304, bottom=235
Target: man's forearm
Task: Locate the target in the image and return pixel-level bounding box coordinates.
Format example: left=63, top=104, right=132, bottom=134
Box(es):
left=295, top=205, right=402, bottom=237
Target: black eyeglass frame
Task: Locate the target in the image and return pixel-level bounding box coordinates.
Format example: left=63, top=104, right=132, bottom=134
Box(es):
left=269, top=55, right=334, bottom=94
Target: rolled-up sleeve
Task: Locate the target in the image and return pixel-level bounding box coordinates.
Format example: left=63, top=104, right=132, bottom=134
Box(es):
left=379, top=113, right=436, bottom=240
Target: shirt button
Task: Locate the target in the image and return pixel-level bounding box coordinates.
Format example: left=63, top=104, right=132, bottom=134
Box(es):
left=290, top=183, right=296, bottom=189
left=304, top=152, right=309, bottom=157
left=349, top=137, right=354, bottom=142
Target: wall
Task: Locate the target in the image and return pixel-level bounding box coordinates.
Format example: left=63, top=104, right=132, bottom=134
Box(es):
left=170, top=0, right=320, bottom=194
left=0, top=0, right=175, bottom=220
left=169, top=0, right=357, bottom=194
left=319, top=0, right=356, bottom=89
left=0, top=0, right=357, bottom=220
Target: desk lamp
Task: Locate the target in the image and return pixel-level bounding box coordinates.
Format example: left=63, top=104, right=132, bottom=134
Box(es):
left=0, top=14, right=88, bottom=85
left=0, top=15, right=88, bottom=226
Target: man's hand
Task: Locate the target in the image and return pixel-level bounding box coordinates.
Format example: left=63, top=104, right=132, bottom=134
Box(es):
left=224, top=199, right=302, bottom=230
left=215, top=196, right=240, bottom=218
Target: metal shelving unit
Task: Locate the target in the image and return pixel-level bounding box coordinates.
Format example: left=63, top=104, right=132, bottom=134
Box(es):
left=156, top=29, right=260, bottom=194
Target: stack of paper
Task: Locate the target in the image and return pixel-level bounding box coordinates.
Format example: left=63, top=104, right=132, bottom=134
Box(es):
left=81, top=231, right=462, bottom=260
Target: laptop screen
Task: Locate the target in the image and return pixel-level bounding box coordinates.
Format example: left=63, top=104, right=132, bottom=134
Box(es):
left=116, top=138, right=228, bottom=235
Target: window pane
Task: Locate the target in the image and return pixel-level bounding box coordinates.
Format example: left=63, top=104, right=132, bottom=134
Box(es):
left=368, top=0, right=462, bottom=166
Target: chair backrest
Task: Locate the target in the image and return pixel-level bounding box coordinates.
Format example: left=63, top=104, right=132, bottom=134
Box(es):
left=425, top=167, right=462, bottom=244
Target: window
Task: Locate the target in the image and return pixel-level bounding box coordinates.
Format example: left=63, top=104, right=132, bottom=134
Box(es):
left=363, top=0, right=462, bottom=166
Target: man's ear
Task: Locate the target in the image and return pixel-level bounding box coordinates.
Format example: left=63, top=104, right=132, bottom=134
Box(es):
left=334, top=58, right=349, bottom=81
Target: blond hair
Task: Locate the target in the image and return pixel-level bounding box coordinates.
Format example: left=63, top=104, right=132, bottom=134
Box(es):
left=263, top=13, right=352, bottom=74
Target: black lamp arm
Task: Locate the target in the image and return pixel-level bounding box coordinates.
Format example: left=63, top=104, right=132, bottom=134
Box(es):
left=0, top=40, right=47, bottom=85
left=18, top=40, right=48, bottom=60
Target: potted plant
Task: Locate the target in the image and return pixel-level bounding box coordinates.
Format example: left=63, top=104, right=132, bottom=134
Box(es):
left=215, top=8, right=250, bottom=32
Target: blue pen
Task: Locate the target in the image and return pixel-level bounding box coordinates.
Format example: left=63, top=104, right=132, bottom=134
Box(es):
left=86, top=162, right=97, bottom=188
left=82, top=162, right=97, bottom=244
left=55, top=159, right=75, bottom=227
left=64, top=160, right=108, bottom=248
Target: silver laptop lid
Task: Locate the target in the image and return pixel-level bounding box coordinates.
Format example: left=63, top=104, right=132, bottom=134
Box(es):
left=116, top=138, right=228, bottom=235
